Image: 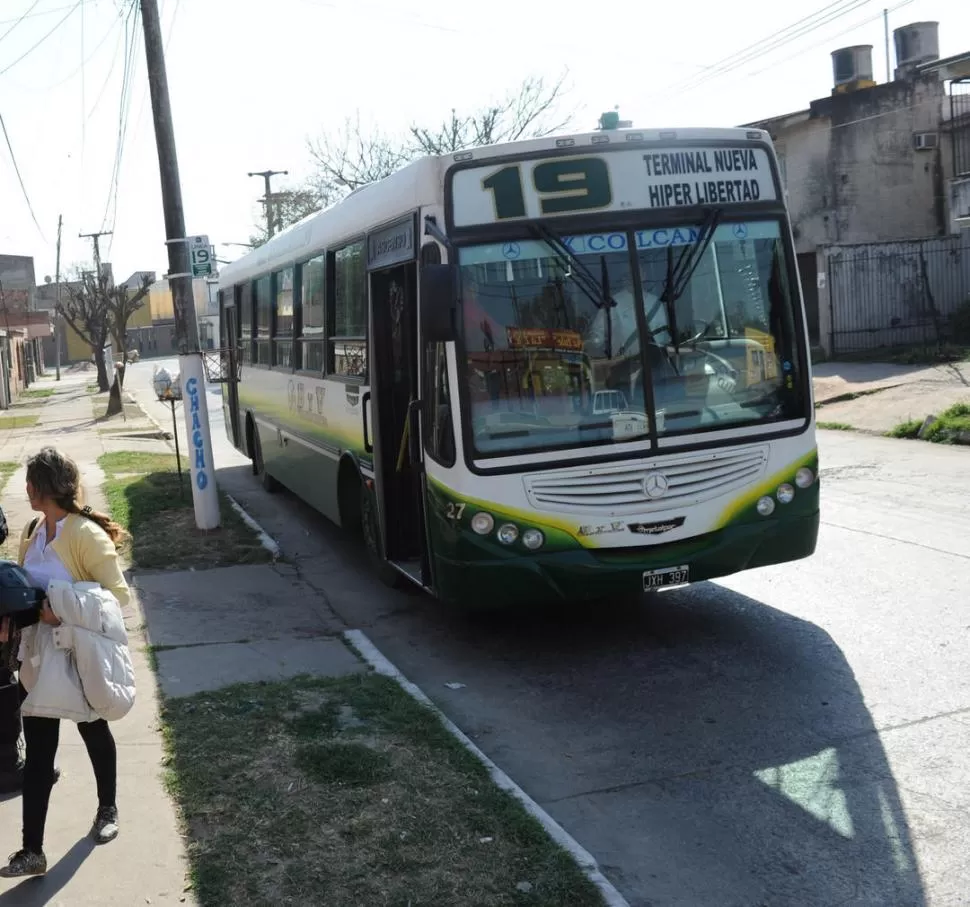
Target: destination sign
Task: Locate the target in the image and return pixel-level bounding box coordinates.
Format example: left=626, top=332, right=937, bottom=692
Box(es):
left=450, top=146, right=778, bottom=227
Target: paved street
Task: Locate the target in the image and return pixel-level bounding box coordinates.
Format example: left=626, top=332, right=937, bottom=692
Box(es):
left=127, top=359, right=969, bottom=907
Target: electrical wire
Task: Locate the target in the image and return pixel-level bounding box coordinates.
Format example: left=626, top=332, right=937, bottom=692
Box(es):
left=102, top=2, right=140, bottom=250
left=41, top=9, right=122, bottom=91
left=666, top=0, right=875, bottom=98
left=0, top=0, right=83, bottom=77
left=86, top=17, right=125, bottom=119
left=0, top=0, right=43, bottom=46
left=0, top=108, right=47, bottom=242
left=0, top=3, right=78, bottom=27
left=745, top=0, right=916, bottom=78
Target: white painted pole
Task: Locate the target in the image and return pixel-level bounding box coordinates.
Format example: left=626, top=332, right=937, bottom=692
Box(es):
left=179, top=353, right=220, bottom=530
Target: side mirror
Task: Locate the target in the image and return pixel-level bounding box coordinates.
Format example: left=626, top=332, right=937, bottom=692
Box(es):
left=420, top=263, right=458, bottom=344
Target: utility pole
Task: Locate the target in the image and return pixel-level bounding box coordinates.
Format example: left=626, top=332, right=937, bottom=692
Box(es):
left=248, top=169, right=288, bottom=237
left=78, top=229, right=112, bottom=279
left=54, top=215, right=62, bottom=381
left=141, top=0, right=220, bottom=530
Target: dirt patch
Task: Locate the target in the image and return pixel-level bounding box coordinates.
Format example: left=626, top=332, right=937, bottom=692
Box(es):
left=162, top=674, right=604, bottom=907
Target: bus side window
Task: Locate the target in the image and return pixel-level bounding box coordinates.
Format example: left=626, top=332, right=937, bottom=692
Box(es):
left=425, top=342, right=455, bottom=466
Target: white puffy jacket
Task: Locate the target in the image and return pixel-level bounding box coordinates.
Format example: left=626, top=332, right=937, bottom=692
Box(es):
left=18, top=580, right=136, bottom=723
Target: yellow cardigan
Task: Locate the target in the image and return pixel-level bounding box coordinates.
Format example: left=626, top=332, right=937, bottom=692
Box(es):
left=17, top=514, right=130, bottom=609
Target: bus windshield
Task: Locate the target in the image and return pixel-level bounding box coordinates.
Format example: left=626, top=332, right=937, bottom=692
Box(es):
left=458, top=218, right=805, bottom=457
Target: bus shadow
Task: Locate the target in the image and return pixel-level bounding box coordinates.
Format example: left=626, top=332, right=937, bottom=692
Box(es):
left=210, top=465, right=927, bottom=903
left=436, top=586, right=927, bottom=906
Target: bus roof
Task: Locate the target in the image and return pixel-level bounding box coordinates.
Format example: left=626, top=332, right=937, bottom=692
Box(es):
left=217, top=125, right=772, bottom=290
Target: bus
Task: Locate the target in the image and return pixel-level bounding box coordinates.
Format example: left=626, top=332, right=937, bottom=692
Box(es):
left=217, top=123, right=819, bottom=608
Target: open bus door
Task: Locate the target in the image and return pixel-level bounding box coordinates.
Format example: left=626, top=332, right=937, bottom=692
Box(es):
left=366, top=218, right=429, bottom=587
left=222, top=292, right=241, bottom=449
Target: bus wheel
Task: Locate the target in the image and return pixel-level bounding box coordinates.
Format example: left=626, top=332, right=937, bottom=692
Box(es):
left=250, top=425, right=280, bottom=494
left=360, top=481, right=405, bottom=589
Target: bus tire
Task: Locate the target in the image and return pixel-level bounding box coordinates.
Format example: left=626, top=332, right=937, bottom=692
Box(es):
left=360, top=480, right=406, bottom=589
left=249, top=420, right=280, bottom=494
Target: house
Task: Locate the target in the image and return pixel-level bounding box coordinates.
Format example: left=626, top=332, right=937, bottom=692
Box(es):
left=0, top=254, right=53, bottom=381
left=743, top=21, right=970, bottom=346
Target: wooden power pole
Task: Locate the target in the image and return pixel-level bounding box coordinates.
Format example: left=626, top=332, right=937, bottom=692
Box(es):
left=140, top=0, right=220, bottom=529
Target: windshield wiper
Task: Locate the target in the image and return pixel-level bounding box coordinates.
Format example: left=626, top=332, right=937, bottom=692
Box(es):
left=529, top=223, right=617, bottom=357
left=657, top=207, right=723, bottom=358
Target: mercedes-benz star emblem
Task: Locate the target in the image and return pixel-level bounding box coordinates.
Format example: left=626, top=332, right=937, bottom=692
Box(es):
left=642, top=472, right=669, bottom=499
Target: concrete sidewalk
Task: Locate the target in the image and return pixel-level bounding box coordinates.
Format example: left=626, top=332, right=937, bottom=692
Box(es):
left=0, top=369, right=367, bottom=904
left=813, top=360, right=970, bottom=433
left=0, top=372, right=194, bottom=905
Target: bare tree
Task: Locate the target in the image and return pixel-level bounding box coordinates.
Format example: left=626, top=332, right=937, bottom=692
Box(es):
left=107, top=275, right=152, bottom=385
left=58, top=270, right=151, bottom=393
left=307, top=71, right=571, bottom=200
left=58, top=269, right=112, bottom=391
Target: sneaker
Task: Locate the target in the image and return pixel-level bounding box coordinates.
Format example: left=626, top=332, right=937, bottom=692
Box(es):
left=0, top=849, right=47, bottom=877
left=91, top=806, right=119, bottom=845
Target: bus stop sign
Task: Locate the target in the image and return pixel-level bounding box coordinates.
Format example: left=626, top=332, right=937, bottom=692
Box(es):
left=189, top=235, right=213, bottom=278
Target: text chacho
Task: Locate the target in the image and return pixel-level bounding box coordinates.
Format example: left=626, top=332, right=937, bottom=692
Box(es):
left=644, top=148, right=764, bottom=208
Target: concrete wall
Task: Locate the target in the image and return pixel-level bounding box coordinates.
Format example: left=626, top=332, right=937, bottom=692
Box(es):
left=817, top=233, right=970, bottom=355
left=756, top=75, right=950, bottom=256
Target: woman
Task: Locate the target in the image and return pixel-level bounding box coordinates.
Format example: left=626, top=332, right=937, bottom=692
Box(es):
left=0, top=447, right=130, bottom=878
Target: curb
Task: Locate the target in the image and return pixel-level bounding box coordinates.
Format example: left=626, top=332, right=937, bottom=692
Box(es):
left=225, top=494, right=281, bottom=560
left=343, top=629, right=631, bottom=907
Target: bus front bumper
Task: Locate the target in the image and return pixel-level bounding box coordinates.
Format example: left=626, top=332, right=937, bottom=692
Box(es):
left=432, top=510, right=820, bottom=609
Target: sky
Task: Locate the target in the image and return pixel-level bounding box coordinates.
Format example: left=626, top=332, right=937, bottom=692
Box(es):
left=1, top=0, right=968, bottom=284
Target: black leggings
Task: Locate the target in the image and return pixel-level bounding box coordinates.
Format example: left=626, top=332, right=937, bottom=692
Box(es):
left=20, top=687, right=116, bottom=853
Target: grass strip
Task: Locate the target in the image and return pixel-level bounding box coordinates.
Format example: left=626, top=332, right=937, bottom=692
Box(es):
left=99, top=451, right=272, bottom=570
left=162, top=673, right=605, bottom=907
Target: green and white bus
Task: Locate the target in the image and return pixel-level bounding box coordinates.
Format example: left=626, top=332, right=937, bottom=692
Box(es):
left=217, top=123, right=819, bottom=607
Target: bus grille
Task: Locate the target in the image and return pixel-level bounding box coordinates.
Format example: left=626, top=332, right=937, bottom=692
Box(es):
left=523, top=446, right=769, bottom=514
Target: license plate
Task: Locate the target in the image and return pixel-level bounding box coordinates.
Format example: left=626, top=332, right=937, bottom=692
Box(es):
left=643, top=565, right=690, bottom=591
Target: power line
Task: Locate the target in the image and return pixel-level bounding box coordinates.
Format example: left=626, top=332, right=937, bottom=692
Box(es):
left=0, top=0, right=83, bottom=77
left=0, top=108, right=47, bottom=242
left=86, top=16, right=125, bottom=118
left=746, top=0, right=915, bottom=78
left=668, top=1, right=875, bottom=98
left=102, top=2, right=140, bottom=250
left=0, top=0, right=43, bottom=46
left=40, top=7, right=120, bottom=91
left=0, top=3, right=78, bottom=27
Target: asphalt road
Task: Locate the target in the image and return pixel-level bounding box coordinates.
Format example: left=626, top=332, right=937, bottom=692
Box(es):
left=129, top=359, right=969, bottom=907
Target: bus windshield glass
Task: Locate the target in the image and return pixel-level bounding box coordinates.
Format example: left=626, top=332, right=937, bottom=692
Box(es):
left=458, top=219, right=805, bottom=457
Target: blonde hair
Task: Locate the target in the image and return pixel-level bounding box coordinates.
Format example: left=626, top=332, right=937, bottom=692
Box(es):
left=26, top=447, right=128, bottom=548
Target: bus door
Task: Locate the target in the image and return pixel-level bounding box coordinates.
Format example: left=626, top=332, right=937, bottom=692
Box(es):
left=222, top=295, right=242, bottom=448
left=369, top=260, right=426, bottom=581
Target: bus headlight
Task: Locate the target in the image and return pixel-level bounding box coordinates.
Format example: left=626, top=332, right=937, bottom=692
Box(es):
left=496, top=524, right=519, bottom=545
left=756, top=495, right=776, bottom=516
left=776, top=483, right=795, bottom=504
left=522, top=529, right=544, bottom=550
left=795, top=467, right=815, bottom=488
left=471, top=512, right=494, bottom=535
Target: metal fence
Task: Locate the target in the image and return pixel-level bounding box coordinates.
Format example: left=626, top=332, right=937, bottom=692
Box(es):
left=825, top=235, right=970, bottom=355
